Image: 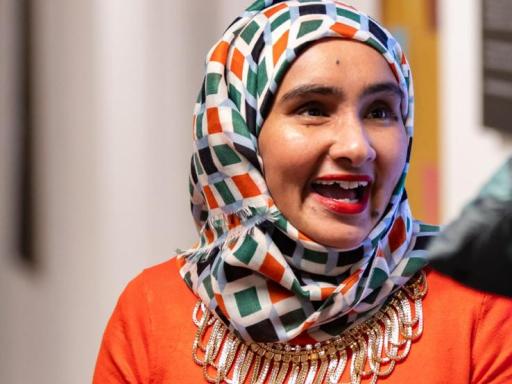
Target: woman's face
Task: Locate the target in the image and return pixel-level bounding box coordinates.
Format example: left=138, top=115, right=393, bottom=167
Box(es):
left=259, top=39, right=407, bottom=250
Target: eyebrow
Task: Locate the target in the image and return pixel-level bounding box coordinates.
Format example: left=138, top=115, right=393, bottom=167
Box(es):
left=279, top=81, right=403, bottom=103
left=280, top=84, right=343, bottom=102
left=361, top=82, right=403, bottom=100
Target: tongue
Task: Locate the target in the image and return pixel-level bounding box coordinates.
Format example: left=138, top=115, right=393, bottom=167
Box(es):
left=312, top=184, right=357, bottom=200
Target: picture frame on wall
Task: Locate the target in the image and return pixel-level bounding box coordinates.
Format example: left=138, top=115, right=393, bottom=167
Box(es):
left=482, top=0, right=512, bottom=134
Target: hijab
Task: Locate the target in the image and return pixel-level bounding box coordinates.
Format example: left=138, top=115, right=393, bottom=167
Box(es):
left=177, top=0, right=438, bottom=343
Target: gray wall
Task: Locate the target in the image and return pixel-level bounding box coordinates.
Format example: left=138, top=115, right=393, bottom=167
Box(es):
left=0, top=1, right=235, bottom=382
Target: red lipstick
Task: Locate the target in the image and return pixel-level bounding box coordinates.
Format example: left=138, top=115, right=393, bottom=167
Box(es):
left=310, top=174, right=372, bottom=215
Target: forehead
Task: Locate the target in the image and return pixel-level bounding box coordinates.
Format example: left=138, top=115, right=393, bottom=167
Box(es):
left=277, top=39, right=397, bottom=93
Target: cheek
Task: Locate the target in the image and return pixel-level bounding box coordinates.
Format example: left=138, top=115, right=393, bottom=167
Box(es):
left=378, top=133, right=408, bottom=191
left=372, top=129, right=407, bottom=196
left=260, top=124, right=316, bottom=186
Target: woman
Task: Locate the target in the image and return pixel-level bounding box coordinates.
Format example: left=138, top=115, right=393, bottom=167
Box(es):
left=94, top=1, right=512, bottom=383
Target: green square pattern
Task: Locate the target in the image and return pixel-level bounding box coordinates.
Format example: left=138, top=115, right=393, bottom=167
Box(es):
left=213, top=144, right=242, bottom=166
left=203, top=275, right=214, bottom=299
left=303, top=248, right=327, bottom=264
left=291, top=279, right=309, bottom=299
left=420, top=223, right=439, bottom=233
left=232, top=110, right=250, bottom=138
left=229, top=84, right=242, bottom=110
left=402, top=257, right=427, bottom=276
left=368, top=268, right=387, bottom=289
left=247, top=0, right=265, bottom=11
left=234, top=236, right=259, bottom=264
left=271, top=11, right=290, bottom=31
left=206, top=73, right=222, bottom=95
left=195, top=113, right=204, bottom=139
left=246, top=68, right=257, bottom=98
left=366, top=37, right=386, bottom=54
left=257, top=62, right=268, bottom=96
left=214, top=180, right=236, bottom=205
left=273, top=61, right=289, bottom=86
left=235, top=287, right=261, bottom=317
left=194, top=153, right=204, bottom=175
left=297, top=20, right=322, bottom=38
left=336, top=8, right=361, bottom=23
left=241, top=21, right=260, bottom=44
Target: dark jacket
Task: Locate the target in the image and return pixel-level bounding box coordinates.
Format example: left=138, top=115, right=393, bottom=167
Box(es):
left=428, top=156, right=512, bottom=297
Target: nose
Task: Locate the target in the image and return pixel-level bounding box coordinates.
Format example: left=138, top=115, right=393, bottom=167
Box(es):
left=327, top=114, right=376, bottom=167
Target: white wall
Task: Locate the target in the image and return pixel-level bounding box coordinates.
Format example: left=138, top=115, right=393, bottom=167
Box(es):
left=215, top=0, right=380, bottom=25
left=439, top=0, right=512, bottom=221
left=0, top=1, right=222, bottom=382
left=350, top=0, right=381, bottom=18
left=2, top=0, right=510, bottom=383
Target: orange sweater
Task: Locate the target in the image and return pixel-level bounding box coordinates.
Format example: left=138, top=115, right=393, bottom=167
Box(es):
left=93, top=259, right=512, bottom=383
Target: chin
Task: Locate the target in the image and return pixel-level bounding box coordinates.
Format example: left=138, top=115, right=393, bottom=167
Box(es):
left=311, top=227, right=368, bottom=250
left=287, top=204, right=374, bottom=250
left=323, top=238, right=365, bottom=251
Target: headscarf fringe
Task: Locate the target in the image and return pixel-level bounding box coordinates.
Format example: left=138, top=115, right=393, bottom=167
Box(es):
left=178, top=206, right=279, bottom=263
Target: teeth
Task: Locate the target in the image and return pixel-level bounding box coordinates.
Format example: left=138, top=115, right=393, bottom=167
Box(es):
left=333, top=198, right=358, bottom=203
left=314, top=180, right=368, bottom=189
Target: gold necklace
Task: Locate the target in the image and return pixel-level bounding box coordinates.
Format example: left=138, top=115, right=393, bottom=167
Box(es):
left=191, top=271, right=427, bottom=384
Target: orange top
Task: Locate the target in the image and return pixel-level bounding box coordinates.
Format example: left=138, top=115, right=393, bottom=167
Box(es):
left=93, top=259, right=512, bottom=383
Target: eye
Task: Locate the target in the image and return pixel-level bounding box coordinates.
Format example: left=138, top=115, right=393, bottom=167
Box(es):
left=365, top=102, right=399, bottom=122
left=296, top=102, right=329, bottom=118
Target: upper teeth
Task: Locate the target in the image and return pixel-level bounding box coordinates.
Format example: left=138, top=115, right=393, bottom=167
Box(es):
left=314, top=180, right=368, bottom=189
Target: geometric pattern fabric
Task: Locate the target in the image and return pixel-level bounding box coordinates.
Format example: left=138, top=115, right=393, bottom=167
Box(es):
left=178, top=0, right=438, bottom=343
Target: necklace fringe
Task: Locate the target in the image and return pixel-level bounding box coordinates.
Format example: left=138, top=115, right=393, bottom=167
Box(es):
left=191, top=271, right=427, bottom=384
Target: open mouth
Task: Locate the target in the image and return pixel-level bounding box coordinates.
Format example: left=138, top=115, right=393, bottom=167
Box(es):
left=310, top=175, right=372, bottom=214
left=311, top=179, right=369, bottom=202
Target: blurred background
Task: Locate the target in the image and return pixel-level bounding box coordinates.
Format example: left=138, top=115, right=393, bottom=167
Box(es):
left=1, top=0, right=511, bottom=382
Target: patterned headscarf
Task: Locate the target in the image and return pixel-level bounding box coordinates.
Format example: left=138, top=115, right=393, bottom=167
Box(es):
left=177, top=0, right=438, bottom=343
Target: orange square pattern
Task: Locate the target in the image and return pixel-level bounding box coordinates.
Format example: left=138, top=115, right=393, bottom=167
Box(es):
left=273, top=30, right=289, bottom=66
left=320, top=287, right=336, bottom=300
left=232, top=174, right=261, bottom=198
left=228, top=214, right=241, bottom=230
left=340, top=270, right=361, bottom=295
left=210, top=41, right=229, bottom=63
left=203, top=185, right=219, bottom=209
left=206, top=108, right=222, bottom=134
left=330, top=22, right=357, bottom=38
left=230, top=48, right=245, bottom=81
left=268, top=281, right=294, bottom=304
left=264, top=2, right=287, bottom=18
left=260, top=252, right=286, bottom=282
left=204, top=228, right=214, bottom=244
left=388, top=216, right=406, bottom=253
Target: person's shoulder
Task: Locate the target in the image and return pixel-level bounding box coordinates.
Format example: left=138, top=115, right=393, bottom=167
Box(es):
left=94, top=257, right=198, bottom=382
left=425, top=269, right=512, bottom=383
left=112, top=256, right=198, bottom=342
left=424, top=267, right=512, bottom=324
left=138, top=257, right=182, bottom=287
left=125, top=257, right=196, bottom=306
left=423, top=268, right=491, bottom=325
left=425, top=268, right=487, bottom=302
